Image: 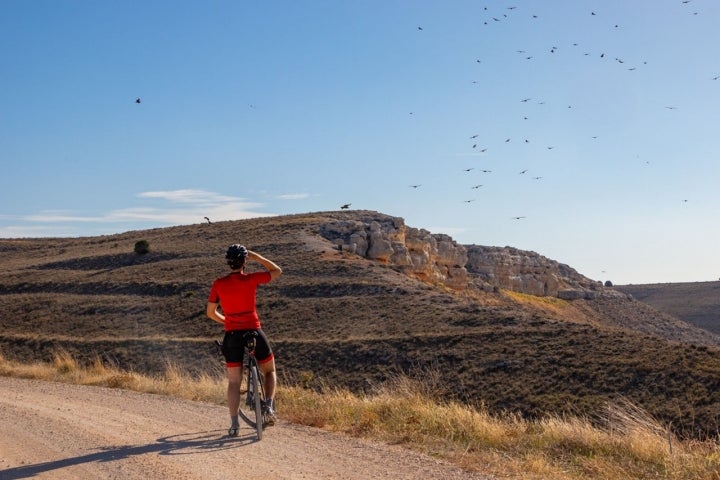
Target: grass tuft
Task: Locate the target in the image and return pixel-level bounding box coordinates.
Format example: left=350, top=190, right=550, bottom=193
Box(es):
left=52, top=349, right=78, bottom=375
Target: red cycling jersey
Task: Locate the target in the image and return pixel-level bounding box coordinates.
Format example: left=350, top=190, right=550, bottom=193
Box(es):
left=207, top=271, right=272, bottom=330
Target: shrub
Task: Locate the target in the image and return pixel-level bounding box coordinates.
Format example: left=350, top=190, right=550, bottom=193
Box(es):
left=605, top=280, right=613, bottom=287
left=134, top=239, right=150, bottom=255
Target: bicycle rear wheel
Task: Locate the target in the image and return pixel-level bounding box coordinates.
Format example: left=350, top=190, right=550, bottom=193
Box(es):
left=238, top=363, right=265, bottom=440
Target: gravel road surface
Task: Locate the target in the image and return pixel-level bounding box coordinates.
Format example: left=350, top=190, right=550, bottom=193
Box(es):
left=0, top=377, right=490, bottom=479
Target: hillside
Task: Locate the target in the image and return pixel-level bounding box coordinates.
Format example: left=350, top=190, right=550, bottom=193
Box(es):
left=1, top=210, right=719, bottom=439
left=616, top=282, right=720, bottom=335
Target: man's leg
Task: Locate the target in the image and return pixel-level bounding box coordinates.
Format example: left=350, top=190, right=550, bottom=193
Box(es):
left=259, top=357, right=276, bottom=401
left=258, top=357, right=277, bottom=424
left=227, top=366, right=242, bottom=434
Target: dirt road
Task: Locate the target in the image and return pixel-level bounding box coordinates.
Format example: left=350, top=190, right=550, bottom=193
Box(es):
left=0, top=377, right=489, bottom=479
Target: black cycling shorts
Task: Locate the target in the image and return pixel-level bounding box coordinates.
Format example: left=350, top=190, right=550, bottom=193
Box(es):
left=222, top=329, right=274, bottom=367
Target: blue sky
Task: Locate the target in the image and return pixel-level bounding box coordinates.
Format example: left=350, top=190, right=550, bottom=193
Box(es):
left=2, top=0, right=719, bottom=285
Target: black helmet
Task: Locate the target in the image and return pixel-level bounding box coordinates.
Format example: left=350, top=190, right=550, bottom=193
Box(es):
left=225, top=244, right=248, bottom=261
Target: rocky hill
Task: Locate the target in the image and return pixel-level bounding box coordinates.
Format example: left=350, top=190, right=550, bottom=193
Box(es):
left=1, top=210, right=719, bottom=439
left=318, top=212, right=716, bottom=346
left=320, top=212, right=610, bottom=297
left=616, top=282, right=720, bottom=335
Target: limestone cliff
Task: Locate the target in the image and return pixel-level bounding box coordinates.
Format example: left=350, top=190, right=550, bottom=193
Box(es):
left=319, top=212, right=623, bottom=299
left=464, top=245, right=619, bottom=299
left=319, top=214, right=469, bottom=290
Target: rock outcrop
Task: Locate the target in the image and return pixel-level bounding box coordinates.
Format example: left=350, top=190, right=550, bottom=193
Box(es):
left=319, top=213, right=625, bottom=299
left=465, top=245, right=606, bottom=298
left=319, top=215, right=469, bottom=290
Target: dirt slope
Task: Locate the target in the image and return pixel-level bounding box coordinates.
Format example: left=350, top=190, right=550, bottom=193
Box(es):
left=615, top=282, right=720, bottom=335
left=0, top=377, right=488, bottom=480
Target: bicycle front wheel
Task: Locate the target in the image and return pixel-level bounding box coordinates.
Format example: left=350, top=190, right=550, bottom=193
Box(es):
left=238, top=364, right=265, bottom=440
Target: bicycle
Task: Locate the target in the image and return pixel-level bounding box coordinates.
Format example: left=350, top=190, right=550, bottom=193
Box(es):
left=215, top=331, right=270, bottom=440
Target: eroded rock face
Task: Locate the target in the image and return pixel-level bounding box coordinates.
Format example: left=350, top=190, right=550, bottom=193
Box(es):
left=464, top=245, right=627, bottom=299
left=319, top=216, right=469, bottom=290
left=319, top=213, right=624, bottom=299
left=466, top=245, right=583, bottom=296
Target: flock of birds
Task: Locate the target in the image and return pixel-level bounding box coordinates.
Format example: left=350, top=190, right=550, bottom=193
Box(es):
left=404, top=0, right=708, bottom=220
left=130, top=3, right=710, bottom=225
left=336, top=3, right=710, bottom=219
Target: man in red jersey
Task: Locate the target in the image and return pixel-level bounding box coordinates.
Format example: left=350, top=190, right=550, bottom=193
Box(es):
left=207, top=244, right=282, bottom=436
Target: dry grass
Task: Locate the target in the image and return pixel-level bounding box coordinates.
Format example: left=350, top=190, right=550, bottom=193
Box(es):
left=0, top=349, right=225, bottom=403
left=279, top=375, right=720, bottom=480
left=3, top=350, right=716, bottom=480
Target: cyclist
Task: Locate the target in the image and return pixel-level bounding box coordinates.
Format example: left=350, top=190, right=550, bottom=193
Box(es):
left=206, top=244, right=282, bottom=436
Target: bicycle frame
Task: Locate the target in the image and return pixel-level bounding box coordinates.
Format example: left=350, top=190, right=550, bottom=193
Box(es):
left=238, top=334, right=267, bottom=440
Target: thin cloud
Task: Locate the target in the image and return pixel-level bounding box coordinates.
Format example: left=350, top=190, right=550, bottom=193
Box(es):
left=138, top=189, right=241, bottom=205
left=0, top=225, right=80, bottom=238
left=276, top=193, right=311, bottom=200
left=1, top=189, right=274, bottom=238
left=26, top=211, right=107, bottom=223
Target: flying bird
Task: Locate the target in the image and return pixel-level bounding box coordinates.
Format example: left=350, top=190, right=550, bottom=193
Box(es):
left=519, top=169, right=528, bottom=174
left=135, top=98, right=141, bottom=104
left=203, top=216, right=212, bottom=224
left=512, top=216, right=526, bottom=220
left=410, top=184, right=421, bottom=188
left=341, top=203, right=351, bottom=209
left=471, top=184, right=483, bottom=189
